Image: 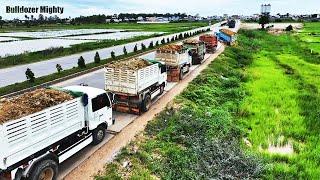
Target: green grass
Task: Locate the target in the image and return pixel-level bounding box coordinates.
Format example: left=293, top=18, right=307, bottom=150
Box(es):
left=298, top=22, right=320, bottom=53
left=238, top=28, right=320, bottom=179
left=0, top=22, right=208, bottom=33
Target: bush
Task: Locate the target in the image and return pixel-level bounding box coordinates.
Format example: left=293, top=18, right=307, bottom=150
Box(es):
left=123, top=46, right=127, bottom=55
left=56, top=64, right=63, bottom=73
left=133, top=44, right=138, bottom=52
left=161, top=38, right=165, bottom=44
left=77, top=56, right=86, bottom=68
left=111, top=51, right=116, bottom=59
left=149, top=41, right=154, bottom=48
left=285, top=25, right=293, bottom=31
left=25, top=68, right=35, bottom=83
left=94, top=52, right=100, bottom=63
left=141, top=43, right=146, bottom=50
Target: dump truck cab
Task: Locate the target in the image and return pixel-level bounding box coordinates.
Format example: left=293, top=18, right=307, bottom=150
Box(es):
left=63, top=86, right=113, bottom=130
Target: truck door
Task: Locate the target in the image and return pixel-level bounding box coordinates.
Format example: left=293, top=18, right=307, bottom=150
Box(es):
left=90, top=93, right=112, bottom=129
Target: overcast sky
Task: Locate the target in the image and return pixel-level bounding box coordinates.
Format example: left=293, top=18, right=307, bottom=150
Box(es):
left=1, top=0, right=319, bottom=19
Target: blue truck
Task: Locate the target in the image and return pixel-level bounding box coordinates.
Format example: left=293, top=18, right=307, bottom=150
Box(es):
left=216, top=29, right=237, bottom=45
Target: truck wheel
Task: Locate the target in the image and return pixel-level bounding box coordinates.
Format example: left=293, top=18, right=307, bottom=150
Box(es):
left=179, top=68, right=184, bottom=80
left=92, top=126, right=106, bottom=145
left=141, top=94, right=151, bottom=112
left=29, top=159, right=58, bottom=180
left=159, top=84, right=165, bottom=95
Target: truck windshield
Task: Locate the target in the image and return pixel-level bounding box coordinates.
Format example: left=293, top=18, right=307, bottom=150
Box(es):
left=92, top=93, right=111, bottom=112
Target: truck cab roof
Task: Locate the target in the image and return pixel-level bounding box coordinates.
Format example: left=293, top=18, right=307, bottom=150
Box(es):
left=63, top=86, right=105, bottom=98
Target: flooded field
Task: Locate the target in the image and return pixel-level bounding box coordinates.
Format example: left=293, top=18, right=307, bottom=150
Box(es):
left=0, top=37, right=19, bottom=42
left=62, top=31, right=162, bottom=40
left=0, top=39, right=94, bottom=57
left=0, top=29, right=123, bottom=38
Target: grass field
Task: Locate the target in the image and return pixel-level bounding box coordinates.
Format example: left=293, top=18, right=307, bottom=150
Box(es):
left=298, top=22, right=320, bottom=53
left=238, top=28, right=320, bottom=179
left=0, top=22, right=209, bottom=33
left=96, top=23, right=320, bottom=179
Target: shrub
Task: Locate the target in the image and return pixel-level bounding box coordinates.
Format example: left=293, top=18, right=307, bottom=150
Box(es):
left=133, top=44, right=138, bottom=52
left=161, top=38, right=165, bottom=44
left=111, top=51, right=116, bottom=59
left=149, top=41, right=154, bottom=48
left=141, top=43, right=146, bottom=50
left=94, top=51, right=100, bottom=63
left=56, top=64, right=63, bottom=73
left=77, top=56, right=86, bottom=68
left=25, top=68, right=35, bottom=83
left=123, top=46, right=127, bottom=55
left=285, top=25, right=293, bottom=31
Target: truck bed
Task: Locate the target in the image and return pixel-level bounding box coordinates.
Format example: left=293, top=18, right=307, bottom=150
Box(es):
left=105, top=63, right=160, bottom=95
left=0, top=98, right=84, bottom=170
left=155, top=52, right=190, bottom=67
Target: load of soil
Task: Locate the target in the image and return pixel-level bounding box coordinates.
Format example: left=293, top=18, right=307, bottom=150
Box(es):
left=157, top=45, right=183, bottom=53
left=106, top=58, right=151, bottom=70
left=0, top=89, right=74, bottom=124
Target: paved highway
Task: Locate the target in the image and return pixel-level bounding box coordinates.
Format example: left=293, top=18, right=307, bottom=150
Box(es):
left=0, top=24, right=222, bottom=88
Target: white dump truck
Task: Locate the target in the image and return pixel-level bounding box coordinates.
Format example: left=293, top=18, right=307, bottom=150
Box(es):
left=155, top=45, right=191, bottom=82
left=0, top=86, right=114, bottom=180
left=105, top=58, right=167, bottom=114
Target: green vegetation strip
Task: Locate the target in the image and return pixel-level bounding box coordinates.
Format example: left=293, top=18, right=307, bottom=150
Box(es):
left=0, top=29, right=209, bottom=97
left=95, top=30, right=264, bottom=179
left=0, top=22, right=208, bottom=33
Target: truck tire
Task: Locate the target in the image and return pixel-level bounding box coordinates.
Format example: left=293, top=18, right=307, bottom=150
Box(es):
left=159, top=84, right=165, bottom=95
left=92, top=126, right=106, bottom=145
left=141, top=94, right=151, bottom=112
left=29, top=159, right=58, bottom=180
left=179, top=68, right=184, bottom=80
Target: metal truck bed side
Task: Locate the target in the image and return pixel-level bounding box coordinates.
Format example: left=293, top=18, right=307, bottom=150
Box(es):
left=0, top=98, right=85, bottom=170
left=105, top=63, right=160, bottom=95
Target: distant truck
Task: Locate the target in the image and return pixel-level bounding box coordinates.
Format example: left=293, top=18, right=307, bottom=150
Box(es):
left=183, top=39, right=206, bottom=65
left=199, top=34, right=218, bottom=53
left=216, top=29, right=237, bottom=45
left=228, top=19, right=236, bottom=28
left=155, top=45, right=191, bottom=82
left=0, top=86, right=114, bottom=180
left=105, top=58, right=167, bottom=114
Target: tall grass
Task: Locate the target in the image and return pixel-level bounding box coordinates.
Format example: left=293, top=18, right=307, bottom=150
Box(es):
left=238, top=28, right=320, bottom=179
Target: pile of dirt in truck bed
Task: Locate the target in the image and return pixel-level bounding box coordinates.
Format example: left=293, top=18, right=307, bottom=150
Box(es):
left=0, top=89, right=74, bottom=124
left=106, top=58, right=151, bottom=70
left=183, top=39, right=200, bottom=44
left=157, top=45, right=183, bottom=52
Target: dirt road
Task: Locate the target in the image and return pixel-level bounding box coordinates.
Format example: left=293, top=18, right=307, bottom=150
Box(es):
left=63, top=46, right=225, bottom=180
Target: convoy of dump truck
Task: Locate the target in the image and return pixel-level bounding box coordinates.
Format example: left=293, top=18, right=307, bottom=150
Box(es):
left=0, top=25, right=238, bottom=180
